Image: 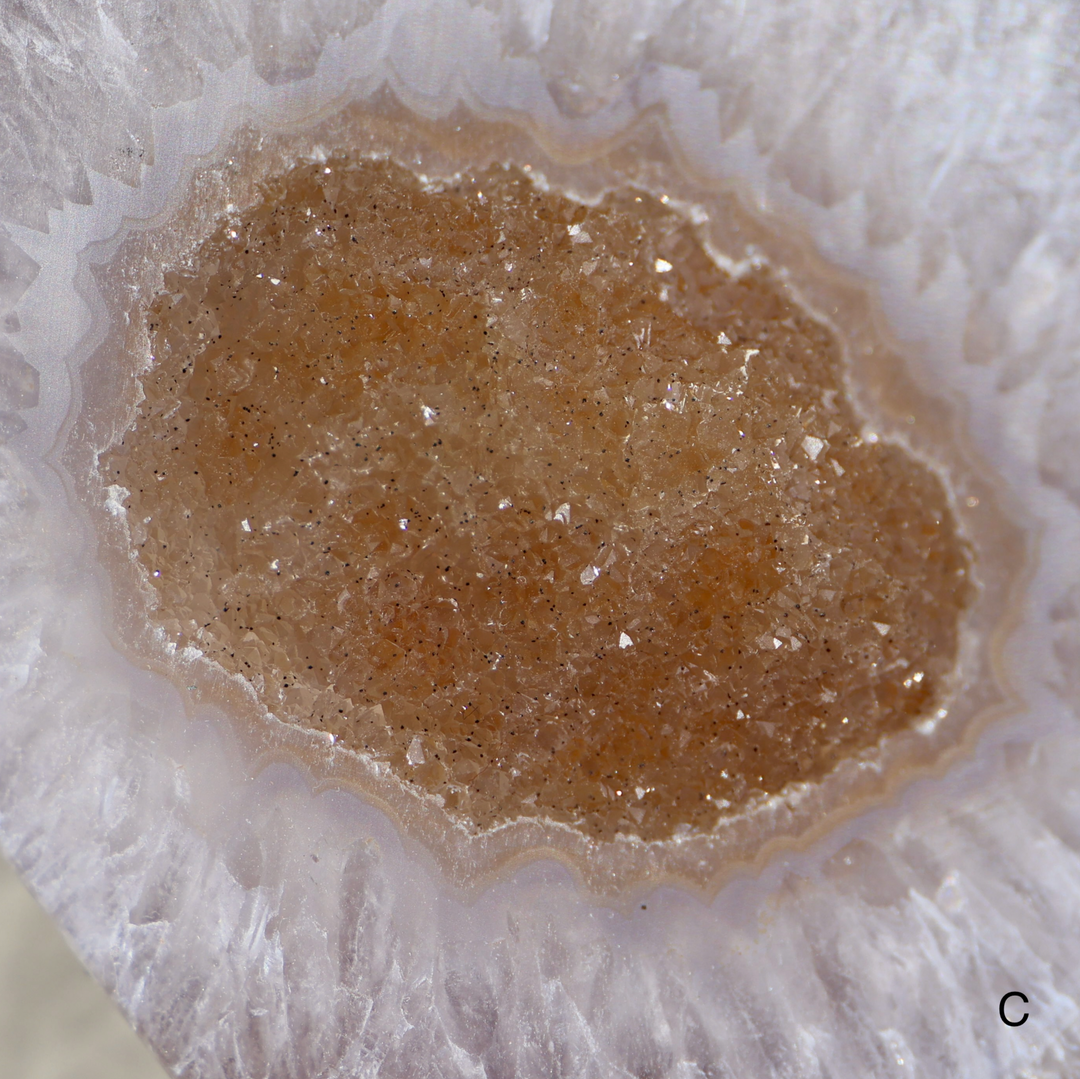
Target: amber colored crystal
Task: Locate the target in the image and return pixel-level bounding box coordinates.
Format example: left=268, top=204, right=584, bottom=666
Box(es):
left=106, top=157, right=971, bottom=841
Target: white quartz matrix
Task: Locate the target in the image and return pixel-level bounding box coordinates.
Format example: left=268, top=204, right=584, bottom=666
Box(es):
left=2, top=1, right=1080, bottom=1076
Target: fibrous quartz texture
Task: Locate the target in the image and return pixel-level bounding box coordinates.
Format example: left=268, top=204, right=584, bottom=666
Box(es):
left=109, top=157, right=968, bottom=841
left=1, top=1, right=1080, bottom=1078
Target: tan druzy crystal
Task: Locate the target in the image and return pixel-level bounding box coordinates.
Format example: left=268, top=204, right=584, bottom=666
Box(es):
left=107, top=156, right=971, bottom=842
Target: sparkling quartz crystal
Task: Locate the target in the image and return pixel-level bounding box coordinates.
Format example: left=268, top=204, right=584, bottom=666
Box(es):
left=106, top=157, right=969, bottom=841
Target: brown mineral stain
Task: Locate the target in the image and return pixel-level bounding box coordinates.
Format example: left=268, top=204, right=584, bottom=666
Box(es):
left=106, top=157, right=971, bottom=842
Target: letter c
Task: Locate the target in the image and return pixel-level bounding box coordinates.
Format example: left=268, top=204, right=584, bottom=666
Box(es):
left=999, top=991, right=1029, bottom=1027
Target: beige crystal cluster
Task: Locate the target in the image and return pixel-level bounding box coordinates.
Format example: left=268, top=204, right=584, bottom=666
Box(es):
left=106, top=157, right=971, bottom=841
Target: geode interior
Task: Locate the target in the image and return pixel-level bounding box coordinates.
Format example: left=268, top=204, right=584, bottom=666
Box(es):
left=104, top=155, right=971, bottom=842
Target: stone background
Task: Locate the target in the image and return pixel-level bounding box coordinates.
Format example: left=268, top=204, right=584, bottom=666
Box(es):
left=0, top=856, right=168, bottom=1079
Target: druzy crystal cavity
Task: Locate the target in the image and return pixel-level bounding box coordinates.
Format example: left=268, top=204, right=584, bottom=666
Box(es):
left=106, top=156, right=971, bottom=843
